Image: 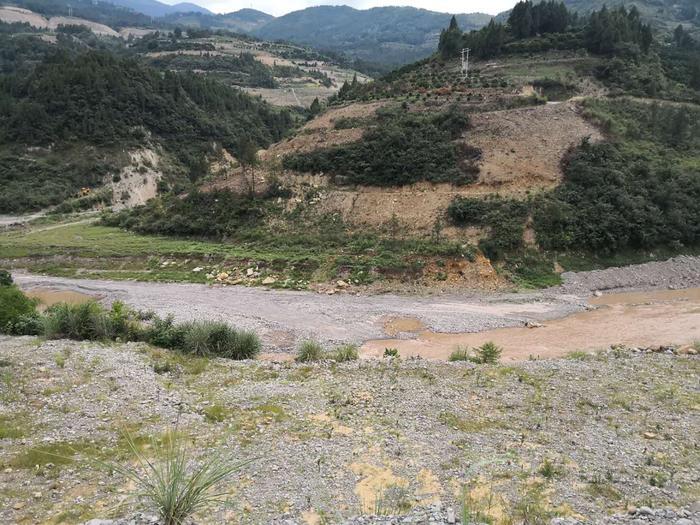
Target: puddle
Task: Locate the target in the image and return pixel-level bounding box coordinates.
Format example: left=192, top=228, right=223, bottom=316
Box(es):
left=383, top=316, right=425, bottom=336
left=362, top=288, right=700, bottom=361
left=24, top=288, right=97, bottom=310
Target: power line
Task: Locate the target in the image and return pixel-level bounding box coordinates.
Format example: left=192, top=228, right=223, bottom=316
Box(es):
left=461, top=48, right=470, bottom=80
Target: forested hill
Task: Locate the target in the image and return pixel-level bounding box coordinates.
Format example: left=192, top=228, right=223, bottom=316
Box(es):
left=0, top=51, right=291, bottom=148
left=0, top=39, right=294, bottom=213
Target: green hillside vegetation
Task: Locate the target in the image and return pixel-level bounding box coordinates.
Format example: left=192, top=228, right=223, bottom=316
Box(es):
left=0, top=40, right=294, bottom=213
left=282, top=105, right=477, bottom=186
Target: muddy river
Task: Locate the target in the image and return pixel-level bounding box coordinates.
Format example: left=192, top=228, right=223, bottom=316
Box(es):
left=361, top=288, right=700, bottom=361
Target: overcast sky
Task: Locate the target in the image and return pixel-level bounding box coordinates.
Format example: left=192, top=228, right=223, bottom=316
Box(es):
left=171, top=1, right=519, bottom=17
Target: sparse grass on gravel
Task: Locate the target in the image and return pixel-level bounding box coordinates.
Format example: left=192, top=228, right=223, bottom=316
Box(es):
left=0, top=337, right=698, bottom=523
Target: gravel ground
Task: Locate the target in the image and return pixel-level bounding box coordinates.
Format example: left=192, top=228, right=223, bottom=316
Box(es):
left=557, top=256, right=700, bottom=295
left=0, top=337, right=697, bottom=524
left=11, top=255, right=700, bottom=352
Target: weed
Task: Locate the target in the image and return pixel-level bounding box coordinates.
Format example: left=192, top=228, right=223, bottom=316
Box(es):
left=97, top=430, right=253, bottom=525
left=538, top=458, right=562, bottom=480
left=296, top=341, right=324, bottom=362
left=330, top=344, right=359, bottom=362
left=474, top=342, right=502, bottom=364
left=383, top=348, right=399, bottom=358
left=448, top=346, right=471, bottom=362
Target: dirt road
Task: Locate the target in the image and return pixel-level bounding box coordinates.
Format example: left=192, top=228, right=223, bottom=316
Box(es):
left=11, top=256, right=700, bottom=357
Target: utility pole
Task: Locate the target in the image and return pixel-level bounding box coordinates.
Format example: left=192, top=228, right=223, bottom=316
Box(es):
left=461, top=48, right=470, bottom=79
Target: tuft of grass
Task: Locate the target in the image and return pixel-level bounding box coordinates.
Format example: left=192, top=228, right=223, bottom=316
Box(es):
left=180, top=321, right=260, bottom=360
left=296, top=340, right=324, bottom=362
left=449, top=342, right=502, bottom=364
left=448, top=346, right=471, bottom=362
left=538, top=458, right=562, bottom=480
left=330, top=344, right=359, bottom=362
left=97, top=430, right=253, bottom=525
left=203, top=404, right=231, bottom=423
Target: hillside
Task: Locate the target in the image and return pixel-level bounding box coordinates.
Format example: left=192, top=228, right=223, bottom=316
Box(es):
left=106, top=0, right=212, bottom=18
left=0, top=37, right=294, bottom=214
left=253, top=6, right=492, bottom=67
left=160, top=8, right=273, bottom=33
left=92, top=2, right=699, bottom=291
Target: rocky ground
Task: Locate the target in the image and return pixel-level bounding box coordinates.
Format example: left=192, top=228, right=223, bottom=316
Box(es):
left=0, top=336, right=697, bottom=524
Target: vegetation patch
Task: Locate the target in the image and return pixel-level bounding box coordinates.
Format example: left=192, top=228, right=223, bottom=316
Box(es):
left=282, top=105, right=478, bottom=186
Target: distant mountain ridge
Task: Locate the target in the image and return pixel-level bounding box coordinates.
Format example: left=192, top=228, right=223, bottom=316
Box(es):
left=103, top=0, right=212, bottom=17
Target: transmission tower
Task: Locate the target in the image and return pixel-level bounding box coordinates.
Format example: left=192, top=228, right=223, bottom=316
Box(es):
left=461, top=48, right=471, bottom=79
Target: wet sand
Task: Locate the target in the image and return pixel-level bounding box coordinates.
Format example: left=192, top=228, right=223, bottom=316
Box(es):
left=23, top=288, right=97, bottom=310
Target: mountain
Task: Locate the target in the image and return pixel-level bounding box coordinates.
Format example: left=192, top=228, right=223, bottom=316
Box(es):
left=105, top=0, right=212, bottom=18
left=497, top=1, right=699, bottom=34
left=162, top=8, right=273, bottom=33
left=252, top=6, right=492, bottom=66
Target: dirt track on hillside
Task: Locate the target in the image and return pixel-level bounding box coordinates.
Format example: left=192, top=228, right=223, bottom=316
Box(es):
left=12, top=256, right=700, bottom=356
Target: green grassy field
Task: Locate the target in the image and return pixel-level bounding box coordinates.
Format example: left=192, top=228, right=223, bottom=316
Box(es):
left=0, top=219, right=469, bottom=288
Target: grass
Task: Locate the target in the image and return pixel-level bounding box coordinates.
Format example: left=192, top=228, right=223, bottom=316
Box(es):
left=296, top=341, right=324, bottom=362
left=98, top=430, right=253, bottom=525
left=438, top=411, right=504, bottom=433
left=330, top=344, right=359, bottom=362
left=0, top=217, right=470, bottom=288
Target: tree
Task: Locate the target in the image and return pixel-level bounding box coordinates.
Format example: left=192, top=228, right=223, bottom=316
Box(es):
left=438, top=16, right=462, bottom=58
left=309, top=97, right=321, bottom=116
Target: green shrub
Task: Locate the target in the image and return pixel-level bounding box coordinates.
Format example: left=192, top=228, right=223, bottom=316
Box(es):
left=179, top=321, right=260, bottom=360
left=474, top=342, right=502, bottom=364
left=383, top=347, right=399, bottom=358
left=43, top=301, right=140, bottom=341
left=282, top=106, right=476, bottom=186
left=296, top=341, right=324, bottom=362
left=0, top=285, right=38, bottom=334
left=331, top=344, right=359, bottom=362
left=5, top=312, right=44, bottom=336
left=0, top=270, right=12, bottom=286
left=143, top=314, right=188, bottom=349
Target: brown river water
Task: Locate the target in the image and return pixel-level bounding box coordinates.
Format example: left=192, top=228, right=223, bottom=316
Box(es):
left=360, top=288, right=700, bottom=361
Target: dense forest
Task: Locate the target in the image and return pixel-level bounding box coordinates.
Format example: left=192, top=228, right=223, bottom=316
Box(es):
left=9, top=0, right=153, bottom=28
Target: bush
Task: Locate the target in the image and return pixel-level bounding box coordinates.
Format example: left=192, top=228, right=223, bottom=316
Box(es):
left=474, top=342, right=502, bottom=364
left=0, top=270, right=12, bottom=286
left=331, top=344, right=359, bottom=362
left=296, top=340, right=324, bottom=362
left=179, top=321, right=260, bottom=359
left=0, top=285, right=38, bottom=334
left=282, top=106, right=476, bottom=186
left=5, top=312, right=44, bottom=336
left=43, top=301, right=140, bottom=341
